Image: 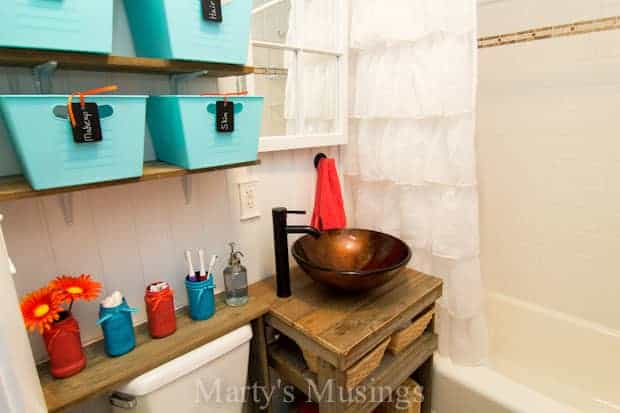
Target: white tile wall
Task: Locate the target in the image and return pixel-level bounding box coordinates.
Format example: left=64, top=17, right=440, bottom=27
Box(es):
left=478, top=28, right=620, bottom=331
left=478, top=0, right=620, bottom=37
left=477, top=1, right=620, bottom=410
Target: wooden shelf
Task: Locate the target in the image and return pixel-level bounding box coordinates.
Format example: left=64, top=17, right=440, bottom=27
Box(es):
left=0, top=47, right=254, bottom=76
left=0, top=160, right=260, bottom=202
left=38, top=288, right=273, bottom=412
left=269, top=332, right=438, bottom=413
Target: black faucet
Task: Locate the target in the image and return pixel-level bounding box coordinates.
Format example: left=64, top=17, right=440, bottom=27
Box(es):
left=272, top=207, right=321, bottom=298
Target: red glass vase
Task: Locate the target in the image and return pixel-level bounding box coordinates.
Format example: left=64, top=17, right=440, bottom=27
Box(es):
left=42, top=312, right=86, bottom=379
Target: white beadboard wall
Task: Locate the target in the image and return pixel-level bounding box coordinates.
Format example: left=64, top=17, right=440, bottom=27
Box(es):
left=0, top=146, right=338, bottom=365
left=0, top=0, right=341, bottom=368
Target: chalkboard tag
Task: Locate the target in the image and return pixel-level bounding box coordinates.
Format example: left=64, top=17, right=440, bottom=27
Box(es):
left=216, top=100, right=234, bottom=132
left=71, top=103, right=103, bottom=143
left=202, top=0, right=223, bottom=22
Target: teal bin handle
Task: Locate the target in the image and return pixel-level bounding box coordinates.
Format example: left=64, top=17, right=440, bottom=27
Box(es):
left=53, top=105, right=114, bottom=120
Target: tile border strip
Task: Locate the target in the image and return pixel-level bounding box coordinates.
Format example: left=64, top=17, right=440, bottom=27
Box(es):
left=478, top=16, right=620, bottom=48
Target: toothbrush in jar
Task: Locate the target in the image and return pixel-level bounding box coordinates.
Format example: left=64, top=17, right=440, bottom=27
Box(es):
left=185, top=250, right=196, bottom=281
left=198, top=249, right=207, bottom=281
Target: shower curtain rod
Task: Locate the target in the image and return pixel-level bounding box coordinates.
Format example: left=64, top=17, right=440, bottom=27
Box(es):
left=478, top=15, right=620, bottom=48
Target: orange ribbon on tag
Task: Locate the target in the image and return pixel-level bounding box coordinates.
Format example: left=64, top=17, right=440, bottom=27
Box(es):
left=67, top=85, right=119, bottom=127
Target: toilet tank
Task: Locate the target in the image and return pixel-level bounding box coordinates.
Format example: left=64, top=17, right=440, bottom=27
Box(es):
left=111, top=325, right=253, bottom=413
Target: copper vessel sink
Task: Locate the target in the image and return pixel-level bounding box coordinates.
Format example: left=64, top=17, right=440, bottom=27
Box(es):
left=291, top=229, right=412, bottom=291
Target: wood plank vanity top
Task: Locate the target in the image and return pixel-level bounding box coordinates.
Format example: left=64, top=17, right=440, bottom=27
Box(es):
left=38, top=267, right=441, bottom=411
left=258, top=268, right=443, bottom=370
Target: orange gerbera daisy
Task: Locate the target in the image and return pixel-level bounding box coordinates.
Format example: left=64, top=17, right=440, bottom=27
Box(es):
left=20, top=287, right=63, bottom=333
left=49, top=274, right=102, bottom=304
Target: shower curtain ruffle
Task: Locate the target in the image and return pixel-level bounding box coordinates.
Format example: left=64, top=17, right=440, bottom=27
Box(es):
left=350, top=0, right=475, bottom=49
left=282, top=0, right=487, bottom=365
left=346, top=0, right=488, bottom=365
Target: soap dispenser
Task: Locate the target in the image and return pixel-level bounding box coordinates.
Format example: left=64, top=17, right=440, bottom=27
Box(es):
left=223, top=243, right=248, bottom=307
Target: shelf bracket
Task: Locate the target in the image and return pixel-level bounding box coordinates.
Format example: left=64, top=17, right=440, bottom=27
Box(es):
left=58, top=193, right=74, bottom=225
left=32, top=61, right=58, bottom=94
left=169, top=70, right=209, bottom=94
left=182, top=176, right=192, bottom=205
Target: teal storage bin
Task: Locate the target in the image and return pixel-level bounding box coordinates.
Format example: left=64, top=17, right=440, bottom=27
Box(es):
left=185, top=275, right=215, bottom=321
left=0, top=1, right=113, bottom=54
left=124, top=0, right=251, bottom=64
left=0, top=95, right=147, bottom=190
left=147, top=95, right=263, bottom=170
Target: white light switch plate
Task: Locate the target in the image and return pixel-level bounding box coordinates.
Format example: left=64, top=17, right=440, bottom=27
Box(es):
left=238, top=180, right=260, bottom=220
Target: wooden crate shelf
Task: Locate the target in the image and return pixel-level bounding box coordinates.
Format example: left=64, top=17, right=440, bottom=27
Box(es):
left=0, top=160, right=260, bottom=202
left=0, top=47, right=254, bottom=76
left=269, top=332, right=437, bottom=413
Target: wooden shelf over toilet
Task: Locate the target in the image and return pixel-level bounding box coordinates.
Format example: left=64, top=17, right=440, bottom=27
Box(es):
left=0, top=160, right=260, bottom=202
left=0, top=47, right=255, bottom=76
left=38, top=286, right=273, bottom=412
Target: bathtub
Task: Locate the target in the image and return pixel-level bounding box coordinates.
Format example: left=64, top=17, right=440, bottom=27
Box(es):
left=431, top=293, right=620, bottom=413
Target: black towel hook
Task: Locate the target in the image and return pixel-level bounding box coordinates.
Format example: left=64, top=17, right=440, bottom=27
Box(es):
left=314, top=153, right=327, bottom=169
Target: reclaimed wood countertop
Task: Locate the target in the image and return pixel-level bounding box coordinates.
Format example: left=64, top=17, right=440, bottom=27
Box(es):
left=38, top=267, right=441, bottom=412
left=263, top=268, right=442, bottom=370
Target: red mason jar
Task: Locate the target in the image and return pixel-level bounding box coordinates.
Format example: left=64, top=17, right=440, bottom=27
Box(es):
left=42, top=312, right=86, bottom=379
left=145, top=283, right=176, bottom=338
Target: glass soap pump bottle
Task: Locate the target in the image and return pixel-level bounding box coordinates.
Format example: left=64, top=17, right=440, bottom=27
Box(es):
left=223, top=243, right=248, bottom=307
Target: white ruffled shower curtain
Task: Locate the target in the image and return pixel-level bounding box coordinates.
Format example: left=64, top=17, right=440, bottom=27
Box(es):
left=346, top=0, right=487, bottom=365
left=284, top=0, right=486, bottom=365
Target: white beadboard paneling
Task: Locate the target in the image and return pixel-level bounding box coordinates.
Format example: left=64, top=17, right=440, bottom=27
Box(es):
left=87, top=185, right=147, bottom=324
left=0, top=199, right=57, bottom=363
left=39, top=192, right=106, bottom=348
left=0, top=2, right=345, bottom=409
left=194, top=171, right=235, bottom=292
left=129, top=180, right=180, bottom=304
left=0, top=148, right=340, bottom=413
left=0, top=148, right=341, bottom=368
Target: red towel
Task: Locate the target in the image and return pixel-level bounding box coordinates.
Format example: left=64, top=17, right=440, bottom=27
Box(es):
left=311, top=157, right=346, bottom=231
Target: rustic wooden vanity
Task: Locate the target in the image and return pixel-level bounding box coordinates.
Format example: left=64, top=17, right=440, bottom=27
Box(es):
left=256, top=268, right=442, bottom=413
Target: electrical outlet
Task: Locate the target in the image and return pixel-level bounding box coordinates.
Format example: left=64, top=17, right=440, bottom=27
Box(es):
left=238, top=181, right=260, bottom=220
